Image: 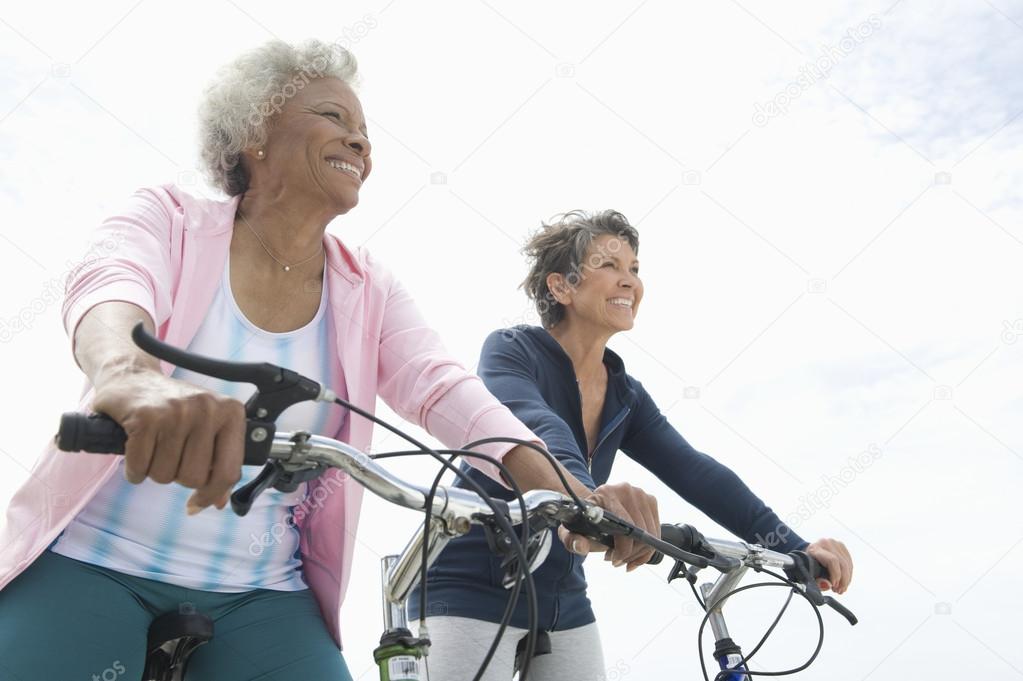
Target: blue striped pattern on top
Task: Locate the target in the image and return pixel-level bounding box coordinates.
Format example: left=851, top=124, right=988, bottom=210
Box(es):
left=52, top=257, right=347, bottom=592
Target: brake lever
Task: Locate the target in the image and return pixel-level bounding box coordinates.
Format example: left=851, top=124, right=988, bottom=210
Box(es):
left=231, top=463, right=281, bottom=516
left=128, top=323, right=334, bottom=467
left=557, top=504, right=710, bottom=569
left=800, top=579, right=859, bottom=625
left=128, top=323, right=340, bottom=511
left=822, top=594, right=858, bottom=625
left=483, top=511, right=555, bottom=589
left=230, top=431, right=328, bottom=515
left=786, top=550, right=858, bottom=625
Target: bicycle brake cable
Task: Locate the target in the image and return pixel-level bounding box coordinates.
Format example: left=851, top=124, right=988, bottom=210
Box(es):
left=364, top=445, right=538, bottom=680
left=375, top=434, right=600, bottom=681
left=422, top=449, right=533, bottom=681
left=696, top=576, right=825, bottom=680
left=330, top=398, right=540, bottom=681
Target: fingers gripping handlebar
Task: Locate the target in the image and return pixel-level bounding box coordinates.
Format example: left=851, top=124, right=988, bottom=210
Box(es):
left=785, top=550, right=858, bottom=625
left=57, top=323, right=336, bottom=515
left=60, top=323, right=331, bottom=465
left=651, top=522, right=859, bottom=626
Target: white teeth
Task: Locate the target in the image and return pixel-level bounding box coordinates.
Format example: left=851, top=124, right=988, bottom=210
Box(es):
left=609, top=298, right=633, bottom=308
left=327, top=159, right=361, bottom=180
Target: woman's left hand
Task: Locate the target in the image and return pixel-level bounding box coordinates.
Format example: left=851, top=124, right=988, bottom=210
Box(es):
left=806, top=538, right=853, bottom=594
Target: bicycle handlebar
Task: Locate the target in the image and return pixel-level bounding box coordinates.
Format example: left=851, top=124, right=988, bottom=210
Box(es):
left=653, top=522, right=858, bottom=625
left=56, top=412, right=714, bottom=575
left=57, top=414, right=562, bottom=523
left=57, top=411, right=858, bottom=633
left=54, top=322, right=856, bottom=632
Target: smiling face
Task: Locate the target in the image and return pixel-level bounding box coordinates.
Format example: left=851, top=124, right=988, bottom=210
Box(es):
left=251, top=77, right=372, bottom=215
left=550, top=234, right=643, bottom=336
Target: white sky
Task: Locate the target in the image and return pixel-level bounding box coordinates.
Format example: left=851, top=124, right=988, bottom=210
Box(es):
left=1, top=1, right=1022, bottom=678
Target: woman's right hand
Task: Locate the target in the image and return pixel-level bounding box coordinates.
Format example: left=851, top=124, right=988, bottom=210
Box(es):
left=90, top=367, right=246, bottom=515
left=560, top=481, right=661, bottom=571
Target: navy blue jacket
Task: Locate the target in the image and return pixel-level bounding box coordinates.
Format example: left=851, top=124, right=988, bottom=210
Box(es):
left=411, top=325, right=806, bottom=631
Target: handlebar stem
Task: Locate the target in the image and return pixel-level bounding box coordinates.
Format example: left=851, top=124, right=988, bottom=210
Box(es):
left=703, top=564, right=750, bottom=616
left=385, top=518, right=457, bottom=606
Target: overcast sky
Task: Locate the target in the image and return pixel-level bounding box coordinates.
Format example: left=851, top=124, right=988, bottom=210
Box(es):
left=1, top=1, right=1022, bottom=678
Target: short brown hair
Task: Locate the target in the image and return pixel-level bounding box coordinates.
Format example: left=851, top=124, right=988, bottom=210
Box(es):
left=521, top=210, right=640, bottom=328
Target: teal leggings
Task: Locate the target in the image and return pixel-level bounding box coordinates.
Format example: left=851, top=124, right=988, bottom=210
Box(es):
left=0, top=550, right=353, bottom=681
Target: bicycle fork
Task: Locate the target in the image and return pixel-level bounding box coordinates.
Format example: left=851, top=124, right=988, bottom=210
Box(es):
left=701, top=566, right=750, bottom=680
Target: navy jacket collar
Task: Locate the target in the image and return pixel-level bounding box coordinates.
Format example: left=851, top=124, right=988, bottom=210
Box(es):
left=524, top=326, right=634, bottom=406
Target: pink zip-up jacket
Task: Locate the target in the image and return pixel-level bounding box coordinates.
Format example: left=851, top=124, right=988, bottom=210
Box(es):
left=0, top=184, right=538, bottom=648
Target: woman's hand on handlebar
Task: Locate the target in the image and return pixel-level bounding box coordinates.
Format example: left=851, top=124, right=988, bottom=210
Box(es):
left=559, top=481, right=660, bottom=572
left=91, top=367, right=246, bottom=514
left=806, top=537, right=853, bottom=594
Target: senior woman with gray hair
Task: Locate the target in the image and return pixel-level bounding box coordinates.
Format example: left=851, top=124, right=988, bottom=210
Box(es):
left=0, top=39, right=600, bottom=679
left=416, top=210, right=855, bottom=680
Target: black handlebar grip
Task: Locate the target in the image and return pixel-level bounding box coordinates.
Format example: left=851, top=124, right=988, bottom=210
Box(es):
left=780, top=550, right=859, bottom=625
left=647, top=523, right=698, bottom=565
left=58, top=412, right=272, bottom=467
left=785, top=548, right=834, bottom=584
left=796, top=549, right=832, bottom=584
left=56, top=413, right=128, bottom=454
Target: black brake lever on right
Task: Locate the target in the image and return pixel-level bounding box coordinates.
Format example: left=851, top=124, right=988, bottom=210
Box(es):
left=786, top=550, right=858, bottom=625
left=558, top=505, right=710, bottom=569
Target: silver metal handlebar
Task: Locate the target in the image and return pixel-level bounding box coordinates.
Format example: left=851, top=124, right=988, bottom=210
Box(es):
left=272, top=431, right=571, bottom=522
left=702, top=536, right=795, bottom=570
left=269, top=431, right=574, bottom=605
left=270, top=431, right=845, bottom=624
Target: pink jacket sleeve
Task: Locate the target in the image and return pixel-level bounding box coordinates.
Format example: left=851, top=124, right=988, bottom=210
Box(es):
left=62, top=188, right=176, bottom=357
left=375, top=273, right=544, bottom=484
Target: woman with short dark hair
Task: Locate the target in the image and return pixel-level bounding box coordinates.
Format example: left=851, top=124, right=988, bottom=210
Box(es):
left=417, top=209, right=854, bottom=680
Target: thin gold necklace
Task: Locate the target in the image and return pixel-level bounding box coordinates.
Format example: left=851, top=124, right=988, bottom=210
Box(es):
left=238, top=213, right=323, bottom=272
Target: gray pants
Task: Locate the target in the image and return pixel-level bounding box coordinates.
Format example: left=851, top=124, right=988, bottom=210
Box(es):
left=419, top=616, right=610, bottom=681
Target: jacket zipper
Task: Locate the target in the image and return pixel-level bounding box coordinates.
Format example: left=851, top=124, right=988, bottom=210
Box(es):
left=551, top=407, right=631, bottom=630
left=575, top=382, right=629, bottom=470
left=588, top=407, right=630, bottom=473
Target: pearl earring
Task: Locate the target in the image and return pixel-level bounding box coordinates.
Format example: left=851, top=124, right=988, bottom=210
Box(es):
left=256, top=149, right=265, bottom=159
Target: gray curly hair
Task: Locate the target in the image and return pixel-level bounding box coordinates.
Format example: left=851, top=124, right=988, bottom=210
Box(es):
left=521, top=210, right=640, bottom=329
left=198, top=39, right=360, bottom=196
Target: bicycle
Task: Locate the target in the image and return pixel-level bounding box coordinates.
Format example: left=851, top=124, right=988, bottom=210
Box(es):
left=55, top=322, right=856, bottom=680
